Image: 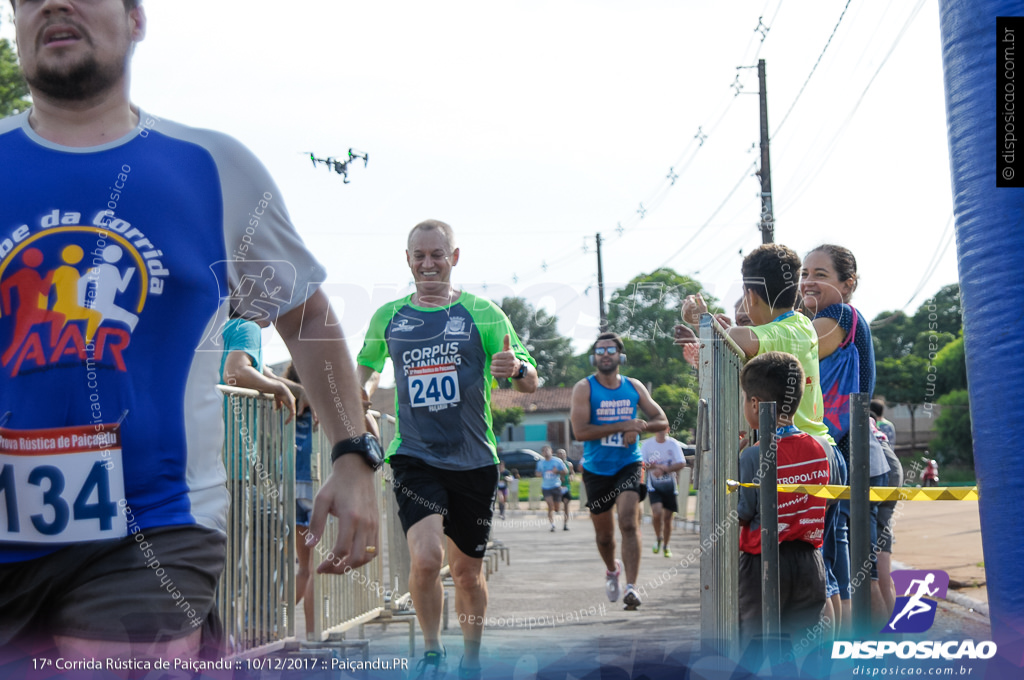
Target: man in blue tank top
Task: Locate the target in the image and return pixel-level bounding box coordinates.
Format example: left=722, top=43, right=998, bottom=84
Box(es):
left=570, top=332, right=668, bottom=611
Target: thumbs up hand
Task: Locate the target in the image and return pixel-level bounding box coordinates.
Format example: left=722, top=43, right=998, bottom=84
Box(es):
left=491, top=333, right=521, bottom=379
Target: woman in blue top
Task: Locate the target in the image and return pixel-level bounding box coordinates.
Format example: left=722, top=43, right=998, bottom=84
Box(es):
left=800, top=244, right=886, bottom=636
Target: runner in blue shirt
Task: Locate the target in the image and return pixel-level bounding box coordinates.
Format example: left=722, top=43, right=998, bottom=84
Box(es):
left=535, top=446, right=568, bottom=532
left=570, top=332, right=668, bottom=611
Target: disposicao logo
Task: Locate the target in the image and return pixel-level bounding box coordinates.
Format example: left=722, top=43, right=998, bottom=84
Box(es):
left=885, top=569, right=948, bottom=634
left=831, top=569, right=998, bottom=661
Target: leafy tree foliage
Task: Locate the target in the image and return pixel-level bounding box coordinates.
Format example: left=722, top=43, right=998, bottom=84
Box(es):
left=601, top=268, right=711, bottom=440
left=872, top=284, right=961, bottom=359
left=1, top=15, right=30, bottom=118
left=931, top=389, right=973, bottom=467
left=932, top=336, right=967, bottom=395
left=875, top=355, right=929, bottom=450
left=652, top=382, right=697, bottom=442
left=871, top=285, right=969, bottom=455
left=491, top=406, right=523, bottom=440
left=499, top=297, right=578, bottom=388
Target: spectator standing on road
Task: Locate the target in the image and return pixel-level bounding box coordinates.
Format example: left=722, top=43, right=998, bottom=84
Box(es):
left=0, top=0, right=377, bottom=664
left=570, top=332, right=668, bottom=611
left=871, top=400, right=897, bottom=446
left=640, top=426, right=686, bottom=558
left=357, top=220, right=537, bottom=679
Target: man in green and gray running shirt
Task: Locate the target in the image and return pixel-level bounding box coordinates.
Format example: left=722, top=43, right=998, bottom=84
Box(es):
left=357, top=220, right=537, bottom=678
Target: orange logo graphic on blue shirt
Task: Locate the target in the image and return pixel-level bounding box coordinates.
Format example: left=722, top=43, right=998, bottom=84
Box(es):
left=0, top=226, right=158, bottom=376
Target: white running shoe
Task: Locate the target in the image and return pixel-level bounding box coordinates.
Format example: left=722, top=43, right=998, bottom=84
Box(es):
left=605, top=559, right=622, bottom=602
left=623, top=584, right=642, bottom=610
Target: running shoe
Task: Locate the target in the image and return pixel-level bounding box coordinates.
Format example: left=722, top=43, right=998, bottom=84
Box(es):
left=652, top=541, right=661, bottom=554
left=663, top=546, right=672, bottom=558
left=605, top=559, right=622, bottom=602
left=550, top=524, right=556, bottom=532
left=415, top=649, right=447, bottom=680
left=623, top=584, right=642, bottom=611
left=563, top=523, right=569, bottom=531
left=457, top=659, right=482, bottom=680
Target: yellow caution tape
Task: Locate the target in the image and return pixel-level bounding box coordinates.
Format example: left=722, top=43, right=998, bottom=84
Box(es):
left=725, top=480, right=978, bottom=502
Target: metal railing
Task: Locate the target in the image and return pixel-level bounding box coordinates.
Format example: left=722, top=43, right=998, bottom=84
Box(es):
left=308, top=418, right=387, bottom=641
left=218, top=385, right=296, bottom=656
left=218, top=388, right=392, bottom=656
left=697, top=314, right=746, bottom=658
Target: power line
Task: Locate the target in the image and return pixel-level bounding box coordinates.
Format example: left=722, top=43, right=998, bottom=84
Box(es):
left=901, top=213, right=956, bottom=311
left=777, top=0, right=927, bottom=211
left=656, top=161, right=759, bottom=271
left=771, top=0, right=853, bottom=139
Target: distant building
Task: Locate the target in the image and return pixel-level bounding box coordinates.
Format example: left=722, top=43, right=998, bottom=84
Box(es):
left=491, top=387, right=575, bottom=458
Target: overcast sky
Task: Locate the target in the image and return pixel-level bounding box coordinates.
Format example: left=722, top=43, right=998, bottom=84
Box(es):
left=4, top=0, right=958, bottom=374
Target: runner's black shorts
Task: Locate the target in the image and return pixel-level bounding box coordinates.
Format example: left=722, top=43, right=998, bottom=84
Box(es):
left=648, top=488, right=679, bottom=514
left=582, top=461, right=647, bottom=515
left=0, top=525, right=225, bottom=656
left=389, top=455, right=498, bottom=559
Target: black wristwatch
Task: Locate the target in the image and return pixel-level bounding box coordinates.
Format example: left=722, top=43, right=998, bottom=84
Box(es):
left=511, top=360, right=528, bottom=380
left=330, top=433, right=383, bottom=470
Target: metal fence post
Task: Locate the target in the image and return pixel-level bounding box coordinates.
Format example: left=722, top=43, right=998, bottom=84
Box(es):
left=698, top=314, right=743, bottom=659
left=758, top=402, right=780, bottom=650
left=849, top=392, right=872, bottom=636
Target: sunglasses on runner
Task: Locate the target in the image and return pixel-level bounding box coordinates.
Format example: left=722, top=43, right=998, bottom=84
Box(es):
left=593, top=347, right=620, bottom=356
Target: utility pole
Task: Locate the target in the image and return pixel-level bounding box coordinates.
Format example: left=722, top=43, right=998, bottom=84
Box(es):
left=596, top=233, right=607, bottom=331
left=758, top=59, right=775, bottom=244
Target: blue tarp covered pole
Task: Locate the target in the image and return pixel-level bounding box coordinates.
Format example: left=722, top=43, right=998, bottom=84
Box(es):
left=939, top=0, right=1024, bottom=670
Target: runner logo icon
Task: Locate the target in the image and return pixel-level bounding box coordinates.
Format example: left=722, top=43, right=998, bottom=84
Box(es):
left=884, top=569, right=949, bottom=633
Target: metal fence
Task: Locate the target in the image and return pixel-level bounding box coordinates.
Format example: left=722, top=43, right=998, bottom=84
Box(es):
left=218, top=385, right=296, bottom=656
left=307, top=416, right=387, bottom=641
left=218, top=388, right=392, bottom=656
left=696, top=314, right=745, bottom=658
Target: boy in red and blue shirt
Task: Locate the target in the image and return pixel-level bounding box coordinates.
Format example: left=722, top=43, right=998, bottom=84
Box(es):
left=736, top=351, right=830, bottom=642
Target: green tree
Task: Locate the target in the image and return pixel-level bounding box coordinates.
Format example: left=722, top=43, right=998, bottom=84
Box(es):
left=605, top=268, right=715, bottom=388
left=499, top=297, right=577, bottom=387
left=491, top=406, right=523, bottom=441
left=911, top=330, right=956, bottom=360
left=872, top=284, right=961, bottom=360
left=874, top=354, right=929, bottom=453
left=931, top=389, right=973, bottom=467
left=933, top=336, right=967, bottom=395
left=913, top=283, right=962, bottom=337
left=652, top=382, right=697, bottom=442
left=602, top=268, right=709, bottom=438
left=871, top=310, right=915, bottom=359
left=0, top=35, right=30, bottom=117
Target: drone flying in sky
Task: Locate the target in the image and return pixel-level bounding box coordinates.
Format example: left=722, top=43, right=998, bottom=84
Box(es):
left=305, top=149, right=369, bottom=183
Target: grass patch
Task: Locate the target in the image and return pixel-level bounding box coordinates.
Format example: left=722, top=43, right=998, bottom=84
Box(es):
left=516, top=479, right=581, bottom=501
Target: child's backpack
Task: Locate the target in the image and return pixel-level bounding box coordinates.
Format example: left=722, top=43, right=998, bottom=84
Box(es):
left=820, top=304, right=860, bottom=444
